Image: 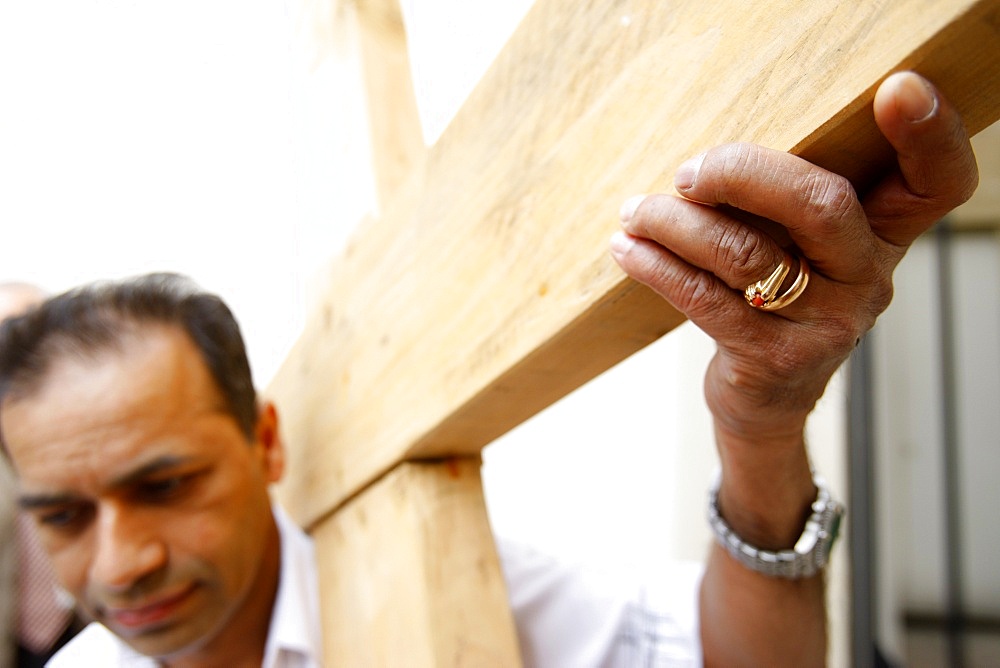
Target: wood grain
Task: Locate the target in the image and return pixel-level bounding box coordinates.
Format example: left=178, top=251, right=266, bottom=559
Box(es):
left=271, top=0, right=1000, bottom=529
left=354, top=0, right=425, bottom=207
left=309, top=457, right=521, bottom=666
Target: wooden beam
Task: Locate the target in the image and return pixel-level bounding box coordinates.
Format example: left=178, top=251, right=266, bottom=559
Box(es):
left=309, top=457, right=521, bottom=666
left=271, top=0, right=1000, bottom=528
left=353, top=0, right=425, bottom=207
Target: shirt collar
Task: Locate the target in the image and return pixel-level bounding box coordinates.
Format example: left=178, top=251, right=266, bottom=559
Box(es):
left=262, top=504, right=323, bottom=668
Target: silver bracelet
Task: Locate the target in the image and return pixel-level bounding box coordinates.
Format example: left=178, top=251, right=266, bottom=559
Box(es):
left=707, top=471, right=844, bottom=579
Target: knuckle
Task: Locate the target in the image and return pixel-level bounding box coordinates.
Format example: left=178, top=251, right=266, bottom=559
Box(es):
left=852, top=261, right=896, bottom=323
left=945, top=151, right=980, bottom=207
left=802, top=171, right=860, bottom=231
left=813, top=287, right=888, bottom=353
left=916, top=155, right=979, bottom=215
left=713, top=224, right=772, bottom=281
left=672, top=270, right=718, bottom=315
left=960, top=170, right=980, bottom=204
left=867, top=270, right=895, bottom=316
left=943, top=124, right=980, bottom=206
left=822, top=313, right=868, bottom=352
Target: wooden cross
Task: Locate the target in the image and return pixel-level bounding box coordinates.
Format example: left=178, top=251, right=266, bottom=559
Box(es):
left=268, top=0, right=1000, bottom=663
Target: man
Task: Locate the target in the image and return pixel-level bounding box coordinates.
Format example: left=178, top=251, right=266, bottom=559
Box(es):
left=0, top=283, right=81, bottom=668
left=0, top=71, right=980, bottom=666
left=0, top=276, right=319, bottom=667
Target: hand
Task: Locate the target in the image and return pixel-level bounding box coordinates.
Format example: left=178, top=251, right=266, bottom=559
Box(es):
left=609, top=69, right=979, bottom=668
left=611, top=71, right=978, bottom=452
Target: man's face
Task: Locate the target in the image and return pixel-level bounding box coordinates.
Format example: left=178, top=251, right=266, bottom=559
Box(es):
left=2, top=324, right=283, bottom=661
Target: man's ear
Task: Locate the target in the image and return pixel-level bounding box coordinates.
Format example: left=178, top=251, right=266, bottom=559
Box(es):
left=255, top=401, right=285, bottom=484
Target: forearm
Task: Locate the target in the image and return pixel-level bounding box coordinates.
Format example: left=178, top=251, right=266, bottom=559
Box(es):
left=700, top=422, right=827, bottom=667
left=701, top=543, right=826, bottom=667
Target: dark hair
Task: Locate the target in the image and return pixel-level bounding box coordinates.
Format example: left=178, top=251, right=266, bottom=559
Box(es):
left=0, top=272, right=257, bottom=443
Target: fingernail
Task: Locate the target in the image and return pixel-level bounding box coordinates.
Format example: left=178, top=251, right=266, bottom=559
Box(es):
left=609, top=231, right=636, bottom=256
left=895, top=73, right=938, bottom=123
left=675, top=153, right=705, bottom=191
left=619, top=194, right=646, bottom=223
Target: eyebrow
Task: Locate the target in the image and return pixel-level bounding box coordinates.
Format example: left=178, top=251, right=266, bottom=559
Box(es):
left=107, top=454, right=201, bottom=489
left=17, top=454, right=201, bottom=509
left=18, top=492, right=83, bottom=511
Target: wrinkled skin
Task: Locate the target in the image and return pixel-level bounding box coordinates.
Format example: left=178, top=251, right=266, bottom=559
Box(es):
left=611, top=71, right=978, bottom=666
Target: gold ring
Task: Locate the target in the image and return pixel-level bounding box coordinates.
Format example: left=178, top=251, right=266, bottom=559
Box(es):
left=745, top=255, right=810, bottom=311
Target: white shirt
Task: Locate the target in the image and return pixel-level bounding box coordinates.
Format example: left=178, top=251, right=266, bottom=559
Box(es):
left=47, top=506, right=322, bottom=668
left=499, top=540, right=702, bottom=667
left=48, top=508, right=701, bottom=667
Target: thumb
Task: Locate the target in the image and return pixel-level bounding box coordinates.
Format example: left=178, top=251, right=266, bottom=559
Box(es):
left=864, top=71, right=979, bottom=247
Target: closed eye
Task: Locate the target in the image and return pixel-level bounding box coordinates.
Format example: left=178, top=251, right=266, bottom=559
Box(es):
left=36, top=503, right=93, bottom=532
left=134, top=472, right=201, bottom=503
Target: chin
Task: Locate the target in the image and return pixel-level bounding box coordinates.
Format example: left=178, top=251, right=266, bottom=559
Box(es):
left=122, top=624, right=218, bottom=663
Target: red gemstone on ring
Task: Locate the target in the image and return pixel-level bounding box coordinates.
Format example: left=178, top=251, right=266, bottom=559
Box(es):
left=752, top=293, right=765, bottom=307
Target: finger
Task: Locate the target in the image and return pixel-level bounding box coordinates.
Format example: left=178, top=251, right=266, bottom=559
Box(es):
left=616, top=195, right=893, bottom=330
left=610, top=229, right=883, bottom=362
left=672, top=143, right=883, bottom=285
left=618, top=194, right=851, bottom=324
left=619, top=193, right=788, bottom=293
left=865, top=71, right=979, bottom=247
left=609, top=229, right=759, bottom=340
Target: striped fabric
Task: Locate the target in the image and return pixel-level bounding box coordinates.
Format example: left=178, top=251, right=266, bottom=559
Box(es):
left=16, top=514, right=72, bottom=654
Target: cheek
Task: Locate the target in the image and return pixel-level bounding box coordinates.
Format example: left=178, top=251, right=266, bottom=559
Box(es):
left=161, top=507, right=234, bottom=564
left=169, top=493, right=272, bottom=584
left=47, top=536, right=95, bottom=601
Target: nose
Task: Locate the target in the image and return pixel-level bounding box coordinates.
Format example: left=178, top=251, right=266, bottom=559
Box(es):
left=90, top=504, right=168, bottom=592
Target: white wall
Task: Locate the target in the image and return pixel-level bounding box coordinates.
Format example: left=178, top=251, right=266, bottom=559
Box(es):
left=874, top=227, right=1000, bottom=661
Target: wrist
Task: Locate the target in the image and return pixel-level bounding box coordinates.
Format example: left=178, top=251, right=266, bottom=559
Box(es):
left=713, top=417, right=809, bottom=455
left=713, top=424, right=817, bottom=549
left=715, top=470, right=817, bottom=550
left=709, top=470, right=844, bottom=579
left=707, top=391, right=814, bottom=448
left=704, top=354, right=830, bottom=440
